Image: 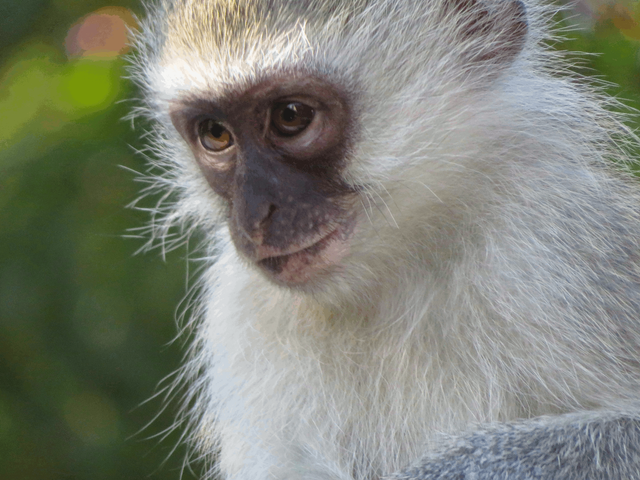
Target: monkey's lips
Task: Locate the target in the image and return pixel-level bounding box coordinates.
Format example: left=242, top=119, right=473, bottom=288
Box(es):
left=256, top=224, right=353, bottom=285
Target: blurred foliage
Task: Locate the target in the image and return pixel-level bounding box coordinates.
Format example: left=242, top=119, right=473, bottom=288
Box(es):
left=1, top=1, right=197, bottom=479
left=0, top=1, right=639, bottom=480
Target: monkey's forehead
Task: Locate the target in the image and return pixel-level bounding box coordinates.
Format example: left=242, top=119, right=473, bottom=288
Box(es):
left=159, top=0, right=363, bottom=61
left=146, top=0, right=341, bottom=96
left=160, top=0, right=369, bottom=42
left=144, top=0, right=455, bottom=98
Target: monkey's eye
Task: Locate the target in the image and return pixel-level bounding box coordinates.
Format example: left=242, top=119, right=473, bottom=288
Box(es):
left=271, top=102, right=315, bottom=136
left=198, top=119, right=233, bottom=152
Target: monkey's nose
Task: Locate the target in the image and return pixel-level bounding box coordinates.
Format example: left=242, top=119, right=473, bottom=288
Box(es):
left=238, top=202, right=278, bottom=245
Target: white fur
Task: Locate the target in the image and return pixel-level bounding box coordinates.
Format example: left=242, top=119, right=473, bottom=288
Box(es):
left=129, top=0, right=640, bottom=479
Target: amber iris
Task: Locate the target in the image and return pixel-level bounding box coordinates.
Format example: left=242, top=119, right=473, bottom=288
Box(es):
left=199, top=120, right=233, bottom=151
left=271, top=102, right=315, bottom=136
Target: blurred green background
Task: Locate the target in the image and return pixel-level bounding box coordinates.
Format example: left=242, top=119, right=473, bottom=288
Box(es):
left=1, top=1, right=639, bottom=479
left=0, top=1, right=197, bottom=479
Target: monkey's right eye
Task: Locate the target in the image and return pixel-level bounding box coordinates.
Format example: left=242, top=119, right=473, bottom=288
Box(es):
left=198, top=120, right=234, bottom=152
left=271, top=102, right=315, bottom=137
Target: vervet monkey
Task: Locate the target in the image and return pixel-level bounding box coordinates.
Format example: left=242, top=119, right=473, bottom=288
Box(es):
left=131, top=0, right=640, bottom=478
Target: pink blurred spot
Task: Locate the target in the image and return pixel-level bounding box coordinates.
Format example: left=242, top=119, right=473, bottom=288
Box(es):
left=65, top=7, right=137, bottom=58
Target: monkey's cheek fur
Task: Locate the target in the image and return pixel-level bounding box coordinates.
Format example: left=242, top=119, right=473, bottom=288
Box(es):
left=257, top=222, right=355, bottom=286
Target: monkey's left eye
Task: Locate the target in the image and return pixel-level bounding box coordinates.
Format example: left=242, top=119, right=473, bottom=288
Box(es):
left=271, top=102, right=315, bottom=136
left=198, top=120, right=234, bottom=152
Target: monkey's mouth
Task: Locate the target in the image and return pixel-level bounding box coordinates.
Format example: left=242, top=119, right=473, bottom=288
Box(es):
left=257, top=222, right=354, bottom=285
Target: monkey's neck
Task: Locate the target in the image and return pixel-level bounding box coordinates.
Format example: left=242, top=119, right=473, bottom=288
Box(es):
left=203, top=244, right=605, bottom=476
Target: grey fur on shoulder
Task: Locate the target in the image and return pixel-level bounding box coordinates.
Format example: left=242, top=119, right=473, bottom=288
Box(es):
left=395, top=412, right=640, bottom=479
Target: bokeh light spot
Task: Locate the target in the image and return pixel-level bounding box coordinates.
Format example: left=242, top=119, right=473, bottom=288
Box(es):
left=63, top=391, right=120, bottom=446
left=65, top=7, right=137, bottom=59
left=58, top=60, right=117, bottom=110
left=0, top=53, right=52, bottom=147
left=597, top=2, right=640, bottom=41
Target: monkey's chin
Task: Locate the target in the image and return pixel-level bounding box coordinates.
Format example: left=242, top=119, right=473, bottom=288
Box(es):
left=257, top=226, right=352, bottom=286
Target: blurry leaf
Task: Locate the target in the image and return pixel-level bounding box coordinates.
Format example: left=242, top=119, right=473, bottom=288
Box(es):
left=56, top=59, right=120, bottom=111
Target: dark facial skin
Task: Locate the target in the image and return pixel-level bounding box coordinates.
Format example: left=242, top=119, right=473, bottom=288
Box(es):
left=170, top=75, right=358, bottom=286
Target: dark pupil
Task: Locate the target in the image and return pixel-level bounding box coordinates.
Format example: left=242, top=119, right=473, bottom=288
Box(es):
left=281, top=105, right=298, bottom=123
left=209, top=122, right=225, bottom=138
left=271, top=102, right=314, bottom=136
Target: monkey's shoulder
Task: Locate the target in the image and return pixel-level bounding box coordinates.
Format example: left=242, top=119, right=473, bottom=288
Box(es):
left=394, top=412, right=640, bottom=480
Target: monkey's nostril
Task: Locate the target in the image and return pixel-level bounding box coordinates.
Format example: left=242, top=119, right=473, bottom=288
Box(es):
left=266, top=204, right=277, bottom=221
left=258, top=203, right=277, bottom=229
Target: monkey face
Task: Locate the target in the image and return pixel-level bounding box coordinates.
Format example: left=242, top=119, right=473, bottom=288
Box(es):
left=170, top=75, right=359, bottom=286
left=147, top=0, right=530, bottom=291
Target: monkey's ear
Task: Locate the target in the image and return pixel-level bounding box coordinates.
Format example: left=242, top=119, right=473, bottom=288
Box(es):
left=452, top=0, right=528, bottom=66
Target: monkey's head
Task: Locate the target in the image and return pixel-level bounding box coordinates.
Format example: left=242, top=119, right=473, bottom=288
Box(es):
left=169, top=74, right=358, bottom=286
left=135, top=0, right=528, bottom=290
